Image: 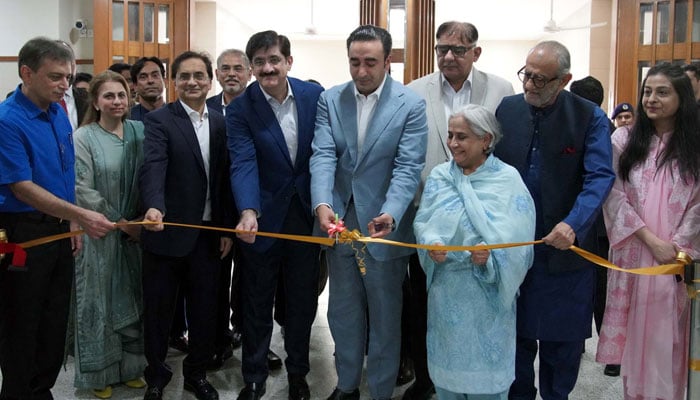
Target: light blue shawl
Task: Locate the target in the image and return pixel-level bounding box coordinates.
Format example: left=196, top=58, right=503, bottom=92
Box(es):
left=413, top=155, right=535, bottom=394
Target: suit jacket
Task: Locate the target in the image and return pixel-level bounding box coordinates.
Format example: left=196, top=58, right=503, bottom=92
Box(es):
left=227, top=77, right=324, bottom=253
left=310, top=74, right=428, bottom=261
left=407, top=68, right=514, bottom=186
left=206, top=92, right=225, bottom=115
left=139, top=100, right=233, bottom=257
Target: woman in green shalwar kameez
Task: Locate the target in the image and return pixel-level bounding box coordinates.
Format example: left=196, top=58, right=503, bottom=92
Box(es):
left=68, top=70, right=146, bottom=398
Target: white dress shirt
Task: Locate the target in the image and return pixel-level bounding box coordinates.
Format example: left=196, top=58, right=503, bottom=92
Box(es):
left=261, top=80, right=299, bottom=165
left=180, top=100, right=212, bottom=221
left=354, top=74, right=387, bottom=153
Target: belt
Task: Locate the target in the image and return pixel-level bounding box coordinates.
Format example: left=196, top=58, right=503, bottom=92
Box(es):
left=0, top=211, right=67, bottom=225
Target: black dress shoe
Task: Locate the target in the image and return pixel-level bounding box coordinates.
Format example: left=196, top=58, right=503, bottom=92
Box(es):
left=184, top=378, right=219, bottom=400
left=395, top=357, right=415, bottom=386
left=231, top=328, right=242, bottom=349
left=143, top=386, right=163, bottom=400
left=169, top=335, right=189, bottom=353
left=604, top=364, right=621, bottom=377
left=402, top=381, right=435, bottom=400
left=326, top=388, right=360, bottom=400
left=238, top=382, right=266, bottom=400
left=288, top=374, right=310, bottom=400
left=267, top=349, right=283, bottom=370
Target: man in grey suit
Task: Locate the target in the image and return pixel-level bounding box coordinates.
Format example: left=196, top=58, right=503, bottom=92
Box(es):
left=404, top=21, right=514, bottom=400
left=310, top=25, right=427, bottom=400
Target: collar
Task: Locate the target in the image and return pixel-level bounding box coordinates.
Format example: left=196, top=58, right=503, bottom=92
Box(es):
left=260, top=79, right=294, bottom=104
left=439, top=69, right=473, bottom=92
left=179, top=99, right=209, bottom=122
left=14, top=84, right=61, bottom=119
left=354, top=73, right=387, bottom=99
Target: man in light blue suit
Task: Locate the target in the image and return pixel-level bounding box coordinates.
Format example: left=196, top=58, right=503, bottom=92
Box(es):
left=310, top=25, right=428, bottom=400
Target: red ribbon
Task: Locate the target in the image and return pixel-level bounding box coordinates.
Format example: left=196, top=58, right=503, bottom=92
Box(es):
left=327, top=219, right=346, bottom=237
left=0, top=242, right=27, bottom=268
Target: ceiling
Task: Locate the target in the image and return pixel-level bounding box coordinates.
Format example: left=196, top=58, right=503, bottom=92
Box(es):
left=199, top=0, right=603, bottom=42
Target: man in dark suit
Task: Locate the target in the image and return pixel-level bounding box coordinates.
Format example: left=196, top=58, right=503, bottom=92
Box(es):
left=494, top=41, right=615, bottom=400
left=139, top=51, right=234, bottom=400
left=227, top=30, right=323, bottom=400
left=205, top=48, right=257, bottom=369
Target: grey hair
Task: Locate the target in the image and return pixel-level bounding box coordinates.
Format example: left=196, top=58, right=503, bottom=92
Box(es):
left=217, top=48, right=250, bottom=69
left=532, top=40, right=571, bottom=76
left=449, top=104, right=502, bottom=153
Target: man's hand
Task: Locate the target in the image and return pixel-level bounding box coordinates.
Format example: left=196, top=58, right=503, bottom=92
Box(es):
left=220, top=237, right=233, bottom=259
left=236, top=209, right=258, bottom=244
left=142, top=208, right=164, bottom=231
left=316, top=205, right=335, bottom=233
left=76, top=209, right=115, bottom=238
left=69, top=221, right=83, bottom=256
left=542, top=222, right=575, bottom=250
left=368, top=213, right=394, bottom=239
left=428, top=242, right=447, bottom=263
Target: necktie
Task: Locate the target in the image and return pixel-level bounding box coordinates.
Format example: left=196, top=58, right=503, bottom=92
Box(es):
left=59, top=98, right=68, bottom=114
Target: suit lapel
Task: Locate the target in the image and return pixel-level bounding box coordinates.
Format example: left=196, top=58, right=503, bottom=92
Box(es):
left=251, top=84, right=294, bottom=167
left=338, top=83, right=359, bottom=164
left=291, top=79, right=308, bottom=171
left=171, top=101, right=206, bottom=174
left=470, top=68, right=485, bottom=106
left=427, top=73, right=450, bottom=160
left=358, top=76, right=401, bottom=165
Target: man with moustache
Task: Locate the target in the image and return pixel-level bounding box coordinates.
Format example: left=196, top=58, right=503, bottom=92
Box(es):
left=494, top=41, right=615, bottom=400
left=404, top=21, right=513, bottom=399
left=227, top=30, right=323, bottom=400
left=130, top=56, right=166, bottom=121
left=139, top=51, right=234, bottom=400
left=0, top=36, right=114, bottom=399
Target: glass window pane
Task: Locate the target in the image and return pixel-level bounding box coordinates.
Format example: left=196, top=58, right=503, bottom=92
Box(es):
left=640, top=3, right=653, bottom=45
left=112, top=1, right=124, bottom=41
left=693, top=0, right=700, bottom=41
left=675, top=0, right=688, bottom=43
left=638, top=61, right=651, bottom=90
left=390, top=63, right=405, bottom=84
left=657, top=2, right=670, bottom=44
left=144, top=3, right=154, bottom=42
left=128, top=2, right=140, bottom=41
left=112, top=56, right=125, bottom=63
left=388, top=9, right=405, bottom=49
left=158, top=5, right=170, bottom=44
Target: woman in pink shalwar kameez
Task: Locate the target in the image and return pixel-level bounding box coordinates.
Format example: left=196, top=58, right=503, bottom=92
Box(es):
left=596, top=63, right=700, bottom=400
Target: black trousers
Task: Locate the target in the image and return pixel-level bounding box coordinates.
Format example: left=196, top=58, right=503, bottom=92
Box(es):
left=215, top=249, right=234, bottom=351
left=240, top=195, right=320, bottom=384
left=405, top=253, right=433, bottom=387
left=0, top=213, right=72, bottom=400
left=142, top=230, right=220, bottom=389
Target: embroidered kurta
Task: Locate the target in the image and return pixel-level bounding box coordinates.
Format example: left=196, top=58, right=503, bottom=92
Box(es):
left=596, top=127, right=700, bottom=400
left=67, top=120, right=146, bottom=388
left=413, top=156, right=535, bottom=394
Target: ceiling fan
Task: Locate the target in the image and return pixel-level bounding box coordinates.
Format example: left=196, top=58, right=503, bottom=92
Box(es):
left=543, top=0, right=608, bottom=33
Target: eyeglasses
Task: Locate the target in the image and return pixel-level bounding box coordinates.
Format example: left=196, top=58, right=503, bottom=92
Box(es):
left=434, top=44, right=476, bottom=58
left=252, top=56, right=284, bottom=68
left=176, top=72, right=209, bottom=83
left=517, top=66, right=560, bottom=89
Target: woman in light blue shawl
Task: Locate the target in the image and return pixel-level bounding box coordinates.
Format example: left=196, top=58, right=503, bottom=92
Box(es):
left=413, top=104, right=535, bottom=400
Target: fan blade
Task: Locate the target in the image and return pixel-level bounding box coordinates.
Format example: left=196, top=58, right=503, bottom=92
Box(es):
left=557, top=21, right=608, bottom=31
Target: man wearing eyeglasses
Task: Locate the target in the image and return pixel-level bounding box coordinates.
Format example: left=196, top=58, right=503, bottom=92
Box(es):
left=494, top=41, right=615, bottom=400
left=227, top=30, right=323, bottom=400
left=404, top=20, right=514, bottom=400
left=139, top=51, right=234, bottom=400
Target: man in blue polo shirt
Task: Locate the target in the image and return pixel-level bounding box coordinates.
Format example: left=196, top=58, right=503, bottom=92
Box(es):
left=0, top=37, right=114, bottom=400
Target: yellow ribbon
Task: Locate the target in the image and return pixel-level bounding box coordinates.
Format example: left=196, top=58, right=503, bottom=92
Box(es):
left=691, top=358, right=700, bottom=371
left=4, top=221, right=693, bottom=277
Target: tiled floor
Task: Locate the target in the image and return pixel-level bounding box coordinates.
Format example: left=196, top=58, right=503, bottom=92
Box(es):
left=2, top=287, right=623, bottom=399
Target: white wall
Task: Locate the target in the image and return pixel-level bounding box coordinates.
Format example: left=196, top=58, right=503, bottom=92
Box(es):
left=0, top=0, right=93, bottom=99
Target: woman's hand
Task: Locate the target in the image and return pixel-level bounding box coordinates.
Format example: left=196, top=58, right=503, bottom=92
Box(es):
left=471, top=249, right=490, bottom=266
left=636, top=227, right=679, bottom=264
left=428, top=242, right=447, bottom=263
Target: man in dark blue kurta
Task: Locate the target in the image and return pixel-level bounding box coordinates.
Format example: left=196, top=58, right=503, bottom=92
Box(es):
left=494, top=41, right=615, bottom=400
